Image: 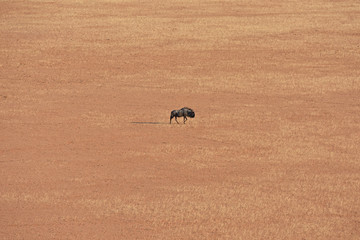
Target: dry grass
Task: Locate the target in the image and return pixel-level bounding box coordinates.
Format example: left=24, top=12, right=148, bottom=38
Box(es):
left=1, top=0, right=360, bottom=239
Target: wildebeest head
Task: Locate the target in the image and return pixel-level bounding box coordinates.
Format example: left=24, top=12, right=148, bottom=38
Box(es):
left=188, top=110, right=195, bottom=118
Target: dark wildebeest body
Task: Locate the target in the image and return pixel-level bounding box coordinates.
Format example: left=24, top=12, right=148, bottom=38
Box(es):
left=170, top=107, right=195, bottom=124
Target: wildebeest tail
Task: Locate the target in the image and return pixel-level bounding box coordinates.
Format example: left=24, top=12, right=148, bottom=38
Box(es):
left=170, top=110, right=177, bottom=123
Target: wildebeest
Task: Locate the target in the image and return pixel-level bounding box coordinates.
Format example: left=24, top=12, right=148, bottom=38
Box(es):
left=170, top=107, right=195, bottom=124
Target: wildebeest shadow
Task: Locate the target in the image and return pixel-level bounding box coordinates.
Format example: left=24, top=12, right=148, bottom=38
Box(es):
left=131, top=122, right=168, bottom=125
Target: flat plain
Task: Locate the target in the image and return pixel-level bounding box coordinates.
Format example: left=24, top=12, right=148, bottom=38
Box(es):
left=1, top=0, right=359, bottom=239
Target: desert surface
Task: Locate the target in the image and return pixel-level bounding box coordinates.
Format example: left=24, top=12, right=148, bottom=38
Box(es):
left=1, top=0, right=359, bottom=239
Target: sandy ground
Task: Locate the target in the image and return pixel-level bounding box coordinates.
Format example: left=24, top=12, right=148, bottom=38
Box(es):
left=1, top=0, right=360, bottom=239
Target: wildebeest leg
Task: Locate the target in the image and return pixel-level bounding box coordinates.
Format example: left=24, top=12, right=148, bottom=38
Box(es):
left=184, top=116, right=187, bottom=124
left=170, top=115, right=173, bottom=124
left=175, top=117, right=179, bottom=124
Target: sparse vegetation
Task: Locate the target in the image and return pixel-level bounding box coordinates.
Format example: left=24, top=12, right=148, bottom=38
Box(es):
left=1, top=0, right=359, bottom=239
